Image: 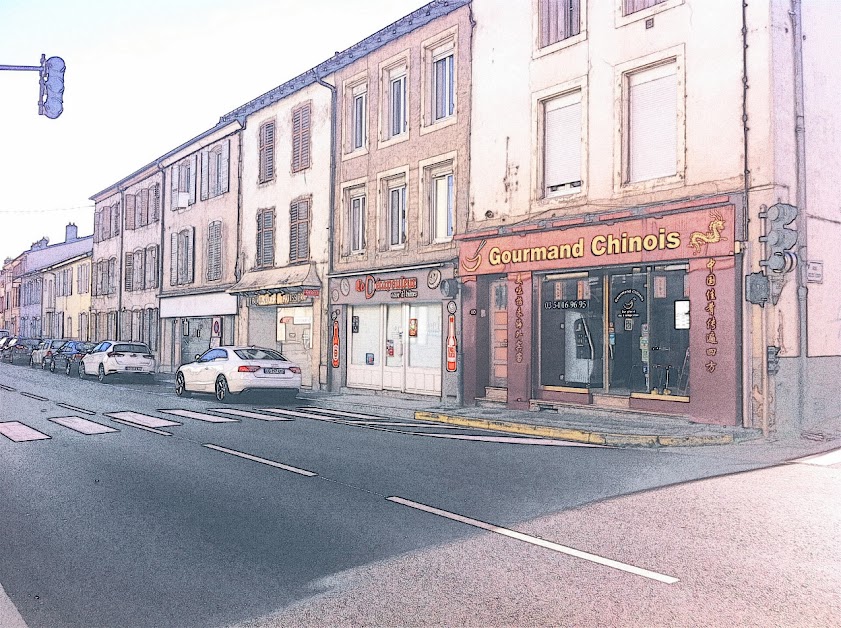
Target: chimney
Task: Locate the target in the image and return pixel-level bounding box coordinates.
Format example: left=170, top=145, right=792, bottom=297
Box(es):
left=65, top=223, right=78, bottom=242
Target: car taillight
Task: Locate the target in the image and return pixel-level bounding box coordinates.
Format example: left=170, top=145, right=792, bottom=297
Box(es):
left=107, top=352, right=124, bottom=358
left=143, top=354, right=154, bottom=359
left=289, top=367, right=301, bottom=374
left=46, top=351, right=52, bottom=358
left=237, top=365, right=260, bottom=373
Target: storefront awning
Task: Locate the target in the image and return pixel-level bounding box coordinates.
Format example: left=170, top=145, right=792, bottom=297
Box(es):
left=228, top=263, right=322, bottom=296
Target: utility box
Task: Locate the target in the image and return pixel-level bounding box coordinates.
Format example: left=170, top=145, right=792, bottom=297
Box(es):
left=745, top=272, right=770, bottom=307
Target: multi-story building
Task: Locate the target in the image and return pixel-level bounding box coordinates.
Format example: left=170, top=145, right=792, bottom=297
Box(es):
left=90, top=191, right=122, bottom=341
left=326, top=0, right=472, bottom=401
left=41, top=250, right=93, bottom=340
left=457, top=0, right=838, bottom=434
left=159, top=122, right=242, bottom=370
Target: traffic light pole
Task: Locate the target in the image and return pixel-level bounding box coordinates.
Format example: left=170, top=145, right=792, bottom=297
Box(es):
left=0, top=53, right=64, bottom=118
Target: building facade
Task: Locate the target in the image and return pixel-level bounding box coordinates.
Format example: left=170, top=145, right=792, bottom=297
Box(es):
left=41, top=251, right=93, bottom=341
left=327, top=0, right=472, bottom=402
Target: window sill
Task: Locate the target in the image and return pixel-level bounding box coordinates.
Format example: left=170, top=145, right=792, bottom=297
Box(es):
left=615, top=171, right=684, bottom=196
left=533, top=30, right=587, bottom=60
left=378, top=133, right=410, bottom=150
left=615, top=0, right=685, bottom=28
left=342, top=147, right=369, bottom=162
left=420, top=115, right=458, bottom=136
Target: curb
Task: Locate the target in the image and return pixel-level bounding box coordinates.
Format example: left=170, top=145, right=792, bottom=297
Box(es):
left=414, top=411, right=735, bottom=448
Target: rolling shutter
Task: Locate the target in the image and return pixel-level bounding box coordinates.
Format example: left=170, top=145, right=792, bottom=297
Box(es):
left=544, top=91, right=582, bottom=195
left=628, top=62, right=678, bottom=183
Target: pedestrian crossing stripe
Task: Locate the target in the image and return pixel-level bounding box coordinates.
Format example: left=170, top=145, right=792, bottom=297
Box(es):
left=104, top=412, right=181, bottom=428
left=0, top=422, right=51, bottom=442
left=49, top=417, right=118, bottom=435
left=158, top=409, right=239, bottom=423
left=205, top=408, right=294, bottom=421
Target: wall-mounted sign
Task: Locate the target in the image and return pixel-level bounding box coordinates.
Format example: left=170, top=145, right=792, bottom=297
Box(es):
left=355, top=275, right=419, bottom=300
left=211, top=317, right=222, bottom=338
left=256, top=291, right=314, bottom=306
left=366, top=353, right=375, bottom=365
left=544, top=300, right=589, bottom=310
left=806, top=261, right=823, bottom=284
left=352, top=316, right=360, bottom=333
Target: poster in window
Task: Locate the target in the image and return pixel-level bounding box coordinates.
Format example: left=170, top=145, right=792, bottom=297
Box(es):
left=654, top=275, right=667, bottom=299
left=675, top=300, right=690, bottom=330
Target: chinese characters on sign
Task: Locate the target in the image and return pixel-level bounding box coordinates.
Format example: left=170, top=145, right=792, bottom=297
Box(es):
left=705, top=259, right=718, bottom=373
left=514, top=274, right=525, bottom=364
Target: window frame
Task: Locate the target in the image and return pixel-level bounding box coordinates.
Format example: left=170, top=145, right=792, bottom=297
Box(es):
left=349, top=191, right=367, bottom=254
left=379, top=53, right=410, bottom=147
left=533, top=0, right=587, bottom=58
left=289, top=198, right=311, bottom=264
left=615, top=0, right=684, bottom=27
left=291, top=102, right=312, bottom=174
left=386, top=179, right=407, bottom=250
left=206, top=220, right=222, bottom=282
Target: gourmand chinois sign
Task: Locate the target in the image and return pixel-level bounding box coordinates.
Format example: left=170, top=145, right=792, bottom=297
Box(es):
left=460, top=206, right=735, bottom=275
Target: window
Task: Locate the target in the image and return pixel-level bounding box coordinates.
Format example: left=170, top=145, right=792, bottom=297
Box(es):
left=539, top=0, right=581, bottom=48
left=350, top=193, right=366, bottom=253
left=201, top=141, right=230, bottom=200
left=626, top=62, right=677, bottom=183
left=170, top=228, right=194, bottom=286
left=432, top=49, right=455, bottom=121
left=259, top=120, right=275, bottom=183
left=133, top=250, right=144, bottom=291
left=145, top=246, right=158, bottom=289
left=78, top=263, right=89, bottom=294
left=624, top=0, right=666, bottom=15
left=543, top=90, right=582, bottom=196
left=351, top=84, right=367, bottom=151
left=207, top=221, right=222, bottom=281
left=110, top=203, right=120, bottom=238
left=289, top=199, right=310, bottom=263
left=139, top=188, right=149, bottom=226
left=151, top=184, right=160, bottom=222
left=171, top=158, right=197, bottom=208
left=388, top=67, right=408, bottom=138
left=291, top=104, right=311, bottom=173
left=108, top=258, right=116, bottom=294
left=388, top=183, right=407, bottom=248
left=431, top=172, right=454, bottom=242
left=256, top=209, right=275, bottom=268
left=125, top=194, right=136, bottom=230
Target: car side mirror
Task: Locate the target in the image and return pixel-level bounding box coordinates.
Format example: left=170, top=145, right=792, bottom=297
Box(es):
left=195, top=354, right=201, bottom=362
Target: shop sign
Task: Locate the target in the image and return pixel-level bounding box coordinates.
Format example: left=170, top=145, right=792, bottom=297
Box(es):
left=704, top=259, right=719, bottom=373
left=460, top=206, right=735, bottom=275
left=355, top=275, right=419, bottom=300
left=513, top=274, right=525, bottom=364
left=256, top=291, right=313, bottom=306
left=211, top=317, right=222, bottom=338
left=614, top=289, right=644, bottom=319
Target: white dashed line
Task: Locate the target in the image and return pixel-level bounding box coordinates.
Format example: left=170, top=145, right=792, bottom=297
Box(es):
left=49, top=417, right=117, bottom=435
left=387, top=496, right=679, bottom=585
left=158, top=409, right=239, bottom=423
left=203, top=444, right=317, bottom=476
left=106, top=417, right=172, bottom=436
left=206, top=408, right=294, bottom=421
left=793, top=447, right=841, bottom=466
left=104, top=412, right=180, bottom=429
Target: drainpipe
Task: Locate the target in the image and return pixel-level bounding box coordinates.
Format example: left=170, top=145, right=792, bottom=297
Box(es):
left=741, top=0, right=755, bottom=430
left=117, top=187, right=125, bottom=340
left=313, top=67, right=337, bottom=391
left=155, top=159, right=166, bottom=371
left=235, top=118, right=246, bottom=346
left=791, top=0, right=809, bottom=431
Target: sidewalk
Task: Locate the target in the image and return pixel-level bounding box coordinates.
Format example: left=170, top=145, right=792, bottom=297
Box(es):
left=298, top=389, right=761, bottom=448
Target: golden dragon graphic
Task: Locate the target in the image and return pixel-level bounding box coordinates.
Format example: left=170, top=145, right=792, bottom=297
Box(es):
left=688, top=210, right=727, bottom=254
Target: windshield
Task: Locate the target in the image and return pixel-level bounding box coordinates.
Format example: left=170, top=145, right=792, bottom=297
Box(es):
left=113, top=344, right=151, bottom=353
left=234, top=348, right=287, bottom=361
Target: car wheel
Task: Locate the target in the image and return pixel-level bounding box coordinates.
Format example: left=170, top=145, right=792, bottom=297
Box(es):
left=65, top=362, right=72, bottom=376
left=49, top=360, right=55, bottom=373
left=98, top=364, right=107, bottom=384
left=78, top=363, right=86, bottom=379
left=29, top=357, right=34, bottom=368
left=175, top=373, right=191, bottom=397
left=41, top=359, right=47, bottom=370
left=215, top=376, right=230, bottom=403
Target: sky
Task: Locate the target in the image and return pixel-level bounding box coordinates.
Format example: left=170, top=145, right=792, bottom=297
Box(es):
left=0, top=0, right=426, bottom=262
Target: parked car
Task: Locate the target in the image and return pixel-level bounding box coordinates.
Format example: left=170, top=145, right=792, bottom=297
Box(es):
left=0, top=329, right=10, bottom=339
left=175, top=346, right=301, bottom=402
left=2, top=337, right=40, bottom=364
left=0, top=337, right=9, bottom=352
left=31, top=338, right=68, bottom=369
left=79, top=341, right=156, bottom=383
left=51, top=340, right=96, bottom=375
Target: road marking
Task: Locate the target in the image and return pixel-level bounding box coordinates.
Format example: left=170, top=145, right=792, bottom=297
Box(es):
left=0, top=422, right=51, bottom=442
left=49, top=417, right=118, bottom=435
left=416, top=433, right=603, bottom=446
left=20, top=392, right=48, bottom=401
left=104, top=411, right=181, bottom=429
left=203, top=444, right=317, bottom=476
left=107, top=417, right=172, bottom=436
left=158, top=409, right=239, bottom=423
left=298, top=406, right=395, bottom=421
left=55, top=403, right=96, bottom=415
left=386, top=496, right=680, bottom=585
left=0, top=384, right=16, bottom=391
left=206, top=408, right=294, bottom=421
left=0, top=581, right=28, bottom=628
left=793, top=447, right=841, bottom=466
left=264, top=407, right=465, bottom=428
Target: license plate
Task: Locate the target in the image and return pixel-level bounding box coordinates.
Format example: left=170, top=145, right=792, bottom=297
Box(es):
left=126, top=367, right=142, bottom=371
left=263, top=368, right=285, bottom=374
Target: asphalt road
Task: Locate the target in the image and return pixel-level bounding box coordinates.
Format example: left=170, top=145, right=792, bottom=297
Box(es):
left=0, top=361, right=835, bottom=627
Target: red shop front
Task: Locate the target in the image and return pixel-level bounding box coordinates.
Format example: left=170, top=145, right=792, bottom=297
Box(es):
left=458, top=197, right=741, bottom=426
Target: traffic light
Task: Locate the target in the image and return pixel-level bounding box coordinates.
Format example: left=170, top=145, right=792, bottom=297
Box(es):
left=759, top=202, right=798, bottom=273
left=39, top=55, right=65, bottom=119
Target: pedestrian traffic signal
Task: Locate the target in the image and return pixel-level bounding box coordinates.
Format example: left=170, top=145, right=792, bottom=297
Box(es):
left=759, top=202, right=798, bottom=273
left=40, top=55, right=65, bottom=119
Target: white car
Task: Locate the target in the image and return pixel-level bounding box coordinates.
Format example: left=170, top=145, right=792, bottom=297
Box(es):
left=79, top=340, right=156, bottom=383
left=175, top=346, right=301, bottom=402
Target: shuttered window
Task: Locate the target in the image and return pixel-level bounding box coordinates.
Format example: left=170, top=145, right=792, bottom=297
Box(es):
left=628, top=62, right=678, bottom=183
left=176, top=228, right=194, bottom=285
left=624, top=0, right=666, bottom=16
left=256, top=209, right=275, bottom=268
left=94, top=210, right=102, bottom=243
left=201, top=149, right=210, bottom=201
left=259, top=121, right=275, bottom=182
left=539, top=0, right=581, bottom=48
left=350, top=194, right=366, bottom=253
left=133, top=250, right=144, bottom=291
left=207, top=221, right=222, bottom=281
left=124, top=195, right=136, bottom=230
left=108, top=258, right=116, bottom=294
left=170, top=232, right=178, bottom=286
left=152, top=184, right=160, bottom=222
left=544, top=90, right=582, bottom=196
left=139, top=188, right=149, bottom=226
left=292, top=104, right=311, bottom=173
left=289, top=200, right=310, bottom=263
left=145, top=246, right=158, bottom=289
left=101, top=207, right=111, bottom=241
left=111, top=204, right=120, bottom=237
left=124, top=253, right=133, bottom=292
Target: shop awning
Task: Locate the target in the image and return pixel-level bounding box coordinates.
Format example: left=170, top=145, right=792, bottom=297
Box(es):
left=228, top=263, right=322, bottom=296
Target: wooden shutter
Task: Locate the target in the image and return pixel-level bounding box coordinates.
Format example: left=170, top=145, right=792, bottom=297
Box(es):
left=207, top=221, right=222, bottom=281
left=625, top=0, right=664, bottom=16
left=94, top=210, right=101, bottom=243
left=112, top=204, right=120, bottom=236
left=220, top=140, right=230, bottom=194
left=124, top=253, right=133, bottom=292
left=628, top=63, right=677, bottom=182
left=292, top=104, right=311, bottom=173
left=170, top=232, right=178, bottom=285
left=258, top=210, right=274, bottom=267
left=140, top=189, right=149, bottom=226
left=186, top=227, right=195, bottom=283
left=290, top=200, right=309, bottom=262
left=124, top=196, right=135, bottom=230
left=260, top=122, right=275, bottom=182
left=200, top=150, right=209, bottom=201
left=189, top=154, right=198, bottom=205
left=170, top=166, right=179, bottom=210
left=544, top=91, right=582, bottom=194
left=102, top=206, right=111, bottom=240
left=152, top=184, right=160, bottom=221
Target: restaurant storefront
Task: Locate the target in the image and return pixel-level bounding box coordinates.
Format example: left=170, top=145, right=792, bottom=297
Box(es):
left=458, top=197, right=741, bottom=426
left=328, top=264, right=460, bottom=401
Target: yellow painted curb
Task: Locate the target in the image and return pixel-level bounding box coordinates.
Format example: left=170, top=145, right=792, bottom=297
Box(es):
left=415, top=411, right=734, bottom=448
